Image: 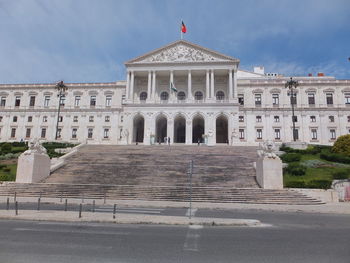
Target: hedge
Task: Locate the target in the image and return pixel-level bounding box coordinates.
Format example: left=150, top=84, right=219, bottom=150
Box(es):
left=280, top=153, right=302, bottom=163
left=283, top=163, right=307, bottom=176
left=320, top=150, right=350, bottom=164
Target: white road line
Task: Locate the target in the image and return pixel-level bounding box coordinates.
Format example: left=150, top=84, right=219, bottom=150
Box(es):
left=94, top=209, right=161, bottom=214
left=185, top=208, right=197, bottom=217
left=14, top=228, right=130, bottom=235
left=97, top=206, right=163, bottom=211
left=183, top=224, right=202, bottom=252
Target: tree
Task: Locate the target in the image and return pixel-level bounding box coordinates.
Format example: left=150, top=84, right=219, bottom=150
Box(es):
left=332, top=134, right=350, bottom=157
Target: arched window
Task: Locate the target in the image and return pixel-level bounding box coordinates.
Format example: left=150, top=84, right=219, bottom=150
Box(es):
left=160, top=91, right=169, bottom=101
left=194, top=91, right=203, bottom=101
left=140, top=92, right=147, bottom=101
left=216, top=91, right=225, bottom=100
left=177, top=91, right=186, bottom=101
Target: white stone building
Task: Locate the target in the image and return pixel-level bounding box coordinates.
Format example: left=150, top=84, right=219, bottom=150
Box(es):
left=0, top=40, right=350, bottom=146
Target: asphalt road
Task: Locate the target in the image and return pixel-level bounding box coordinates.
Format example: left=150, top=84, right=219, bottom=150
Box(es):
left=0, top=209, right=349, bottom=263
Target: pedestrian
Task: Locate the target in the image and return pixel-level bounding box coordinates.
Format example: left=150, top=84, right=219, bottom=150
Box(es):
left=158, top=137, right=161, bottom=145
left=164, top=137, right=167, bottom=144
left=197, top=138, right=200, bottom=146
left=168, top=137, right=170, bottom=145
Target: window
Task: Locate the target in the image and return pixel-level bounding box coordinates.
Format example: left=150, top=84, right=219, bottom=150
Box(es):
left=256, top=116, right=262, bottom=122
left=106, top=95, right=112, bottom=106
left=330, top=129, right=336, bottom=140
left=293, top=129, right=299, bottom=140
left=256, top=129, right=263, bottom=139
left=348, top=116, right=350, bottom=122
left=27, top=116, right=33, bottom=122
left=139, top=93, right=147, bottom=101
left=43, top=116, right=48, bottom=122
left=160, top=91, right=169, bottom=101
left=26, top=128, right=31, bottom=138
left=274, top=116, right=280, bottom=123
left=239, top=116, right=244, bottom=122
left=0, top=116, right=2, bottom=122
left=310, top=116, right=316, bottom=122
left=41, top=128, right=46, bottom=138
left=120, top=116, right=124, bottom=123
left=13, top=116, right=17, bottom=122
left=74, top=96, right=81, bottom=107
left=345, top=93, right=350, bottom=104
left=177, top=91, right=186, bottom=101
left=105, top=116, right=110, bottom=122
left=29, top=96, right=35, bottom=107
left=311, top=129, right=317, bottom=140
left=272, top=94, right=279, bottom=105
left=0, top=97, right=6, bottom=107
left=44, top=96, right=50, bottom=107
left=238, top=95, right=244, bottom=105
left=216, top=91, right=225, bottom=100
left=292, top=116, right=298, bottom=122
left=73, top=116, right=78, bottom=122
left=59, top=95, right=65, bottom=106
left=255, top=94, right=262, bottom=106
left=239, top=129, right=245, bottom=139
left=326, top=93, right=333, bottom=105
left=88, top=128, right=93, bottom=139
left=89, top=116, right=94, bottom=122
left=308, top=93, right=315, bottom=105
left=11, top=128, right=16, bottom=138
left=290, top=93, right=297, bottom=105
left=90, top=95, right=96, bottom=106
left=57, top=128, right=62, bottom=139
left=58, top=116, right=63, bottom=122
left=15, top=96, right=21, bottom=107
left=329, top=116, right=335, bottom=122
left=103, top=128, right=109, bottom=139
left=194, top=91, right=203, bottom=101
left=274, top=129, right=281, bottom=140
left=72, top=128, right=77, bottom=139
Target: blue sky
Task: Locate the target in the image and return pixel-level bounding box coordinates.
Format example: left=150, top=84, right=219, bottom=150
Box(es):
left=0, top=0, right=349, bottom=84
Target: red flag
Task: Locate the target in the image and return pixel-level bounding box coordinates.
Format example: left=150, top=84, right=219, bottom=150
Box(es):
left=181, top=21, right=186, bottom=33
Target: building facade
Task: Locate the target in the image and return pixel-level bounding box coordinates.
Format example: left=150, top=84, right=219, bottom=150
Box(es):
left=0, top=40, right=350, bottom=146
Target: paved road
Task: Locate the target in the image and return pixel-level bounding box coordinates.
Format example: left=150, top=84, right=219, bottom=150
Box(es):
left=0, top=210, right=349, bottom=263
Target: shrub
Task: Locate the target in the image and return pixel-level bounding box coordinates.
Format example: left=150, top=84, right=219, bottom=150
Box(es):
left=0, top=164, right=6, bottom=170
left=320, top=149, right=350, bottom=164
left=332, top=135, right=350, bottom=157
left=332, top=170, right=350, bottom=180
left=280, top=153, right=302, bottom=163
left=285, top=180, right=307, bottom=188
left=0, top=174, right=8, bottom=181
left=284, top=163, right=307, bottom=176
left=307, top=179, right=332, bottom=190
left=1, top=143, right=12, bottom=154
left=2, top=168, right=11, bottom=173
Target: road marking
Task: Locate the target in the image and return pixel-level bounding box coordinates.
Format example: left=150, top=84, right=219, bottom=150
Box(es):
left=183, top=225, right=202, bottom=252
left=185, top=208, right=197, bottom=217
left=95, top=208, right=161, bottom=214
left=14, top=228, right=130, bottom=235
left=97, top=206, right=163, bottom=211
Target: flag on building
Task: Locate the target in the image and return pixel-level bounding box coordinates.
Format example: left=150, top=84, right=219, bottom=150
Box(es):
left=181, top=21, right=186, bottom=33
left=170, top=82, right=177, bottom=93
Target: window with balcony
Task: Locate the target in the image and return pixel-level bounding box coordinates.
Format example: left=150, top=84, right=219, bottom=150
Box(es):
left=41, top=128, right=46, bottom=138
left=26, top=128, right=31, bottom=138
left=310, top=116, right=316, bottom=122
left=0, top=97, right=6, bottom=107
left=11, top=128, right=16, bottom=138
left=239, top=129, right=245, bottom=139
left=216, top=91, right=225, bottom=101
left=15, top=96, right=21, bottom=107
left=177, top=91, right=186, bottom=101
left=330, top=129, right=336, bottom=140
left=74, top=96, right=81, bottom=107
left=256, top=129, right=263, bottom=139
left=90, top=95, right=96, bottom=106
left=255, top=94, right=262, bottom=107
left=72, top=128, right=77, bottom=139
left=345, top=93, right=350, bottom=105
left=160, top=91, right=169, bottom=101
left=104, top=128, right=109, bottom=139
left=106, top=95, right=112, bottom=106
left=311, top=129, right=317, bottom=140
left=44, top=96, right=50, bottom=107
left=88, top=128, right=93, bottom=139
left=139, top=92, right=147, bottom=101
left=274, top=116, right=280, bottom=122
left=194, top=91, right=203, bottom=101
left=27, top=116, right=33, bottom=122
left=274, top=129, right=281, bottom=140
left=238, top=95, right=244, bottom=105
left=326, top=93, right=333, bottom=105
left=329, top=116, right=335, bottom=122
left=29, top=96, right=35, bottom=107
left=308, top=93, right=315, bottom=105
left=272, top=94, right=279, bottom=105
left=13, top=116, right=18, bottom=122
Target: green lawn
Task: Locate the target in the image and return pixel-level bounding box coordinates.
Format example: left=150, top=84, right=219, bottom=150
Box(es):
left=0, top=163, right=17, bottom=181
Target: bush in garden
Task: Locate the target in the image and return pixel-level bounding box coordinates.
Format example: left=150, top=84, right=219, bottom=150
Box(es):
left=283, top=163, right=307, bottom=176
left=332, top=134, right=350, bottom=157
left=280, top=153, right=302, bottom=163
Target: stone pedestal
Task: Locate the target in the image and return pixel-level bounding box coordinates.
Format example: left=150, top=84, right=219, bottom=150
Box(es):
left=256, top=156, right=283, bottom=189
left=16, top=152, right=51, bottom=183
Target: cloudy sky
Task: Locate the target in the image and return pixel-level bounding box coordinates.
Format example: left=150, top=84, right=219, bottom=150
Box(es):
left=0, top=0, right=349, bottom=84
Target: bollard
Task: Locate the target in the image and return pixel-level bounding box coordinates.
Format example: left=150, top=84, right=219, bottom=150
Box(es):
left=64, top=199, right=68, bottom=211
left=92, top=200, right=95, bottom=213
left=104, top=192, right=106, bottom=204
left=15, top=201, right=18, bottom=216
left=60, top=192, right=63, bottom=203
left=6, top=197, right=9, bottom=210
left=37, top=198, right=41, bottom=211
left=14, top=192, right=17, bottom=202
left=113, top=204, right=116, bottom=219
left=79, top=203, right=82, bottom=218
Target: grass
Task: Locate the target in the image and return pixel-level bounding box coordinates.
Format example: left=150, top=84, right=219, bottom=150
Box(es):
left=0, top=163, right=17, bottom=181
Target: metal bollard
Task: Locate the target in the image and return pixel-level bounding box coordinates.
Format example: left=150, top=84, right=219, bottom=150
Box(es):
left=6, top=197, right=9, bottom=210
left=113, top=204, right=116, bottom=219
left=79, top=204, right=82, bottom=218
left=37, top=198, right=41, bottom=211
left=92, top=200, right=95, bottom=213
left=64, top=199, right=68, bottom=211
left=15, top=201, right=18, bottom=216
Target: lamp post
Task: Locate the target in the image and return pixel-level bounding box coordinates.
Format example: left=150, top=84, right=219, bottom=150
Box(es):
left=285, top=77, right=299, bottom=142
left=55, top=81, right=68, bottom=140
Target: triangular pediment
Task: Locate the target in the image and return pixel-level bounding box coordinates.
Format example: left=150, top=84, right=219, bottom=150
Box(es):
left=126, top=40, right=239, bottom=65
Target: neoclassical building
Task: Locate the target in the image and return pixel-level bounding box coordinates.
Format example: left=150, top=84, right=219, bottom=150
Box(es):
left=0, top=40, right=350, bottom=146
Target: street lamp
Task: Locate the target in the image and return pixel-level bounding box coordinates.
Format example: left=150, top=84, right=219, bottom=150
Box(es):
left=285, top=77, right=299, bottom=142
left=55, top=81, right=68, bottom=140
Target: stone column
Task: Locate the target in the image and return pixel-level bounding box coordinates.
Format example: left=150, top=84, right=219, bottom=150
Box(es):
left=187, top=70, right=192, bottom=101
left=228, top=69, right=233, bottom=100
left=206, top=70, right=210, bottom=100
left=126, top=71, right=130, bottom=100
left=233, top=69, right=238, bottom=98
left=168, top=118, right=174, bottom=145
left=130, top=71, right=135, bottom=101
left=185, top=119, right=192, bottom=145
left=147, top=71, right=152, bottom=102
left=151, top=71, right=156, bottom=101
left=210, top=70, right=215, bottom=99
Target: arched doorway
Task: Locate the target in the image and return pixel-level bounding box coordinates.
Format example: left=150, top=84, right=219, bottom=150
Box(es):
left=133, top=115, right=144, bottom=143
left=192, top=115, right=205, bottom=143
left=156, top=115, right=167, bottom=143
left=174, top=115, right=186, bottom=143
left=216, top=115, right=228, bottom=143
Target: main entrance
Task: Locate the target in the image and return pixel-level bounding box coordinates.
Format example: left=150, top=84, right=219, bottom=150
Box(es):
left=192, top=115, right=205, bottom=143
left=216, top=115, right=228, bottom=143
left=156, top=115, right=167, bottom=143
left=174, top=115, right=186, bottom=143
left=133, top=115, right=144, bottom=143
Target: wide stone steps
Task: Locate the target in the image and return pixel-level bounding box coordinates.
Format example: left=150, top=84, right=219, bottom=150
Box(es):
left=0, top=183, right=324, bottom=205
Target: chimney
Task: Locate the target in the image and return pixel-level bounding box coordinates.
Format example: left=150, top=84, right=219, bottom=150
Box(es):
left=317, top=72, right=325, bottom=76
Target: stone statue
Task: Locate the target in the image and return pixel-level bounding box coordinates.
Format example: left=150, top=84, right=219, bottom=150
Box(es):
left=23, top=139, right=47, bottom=155
left=257, top=140, right=278, bottom=159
